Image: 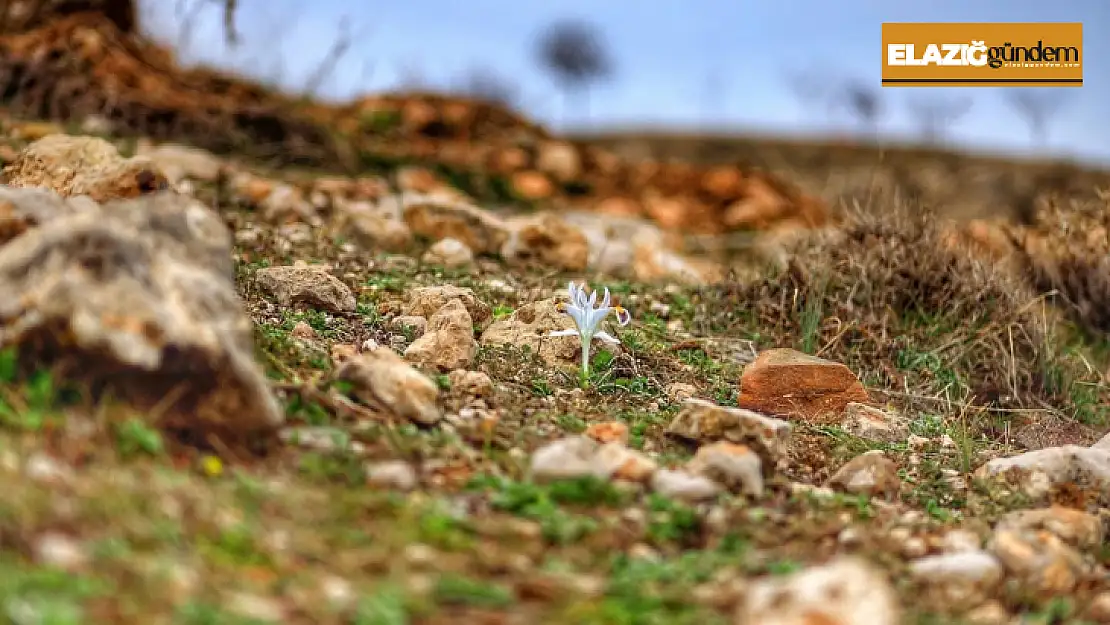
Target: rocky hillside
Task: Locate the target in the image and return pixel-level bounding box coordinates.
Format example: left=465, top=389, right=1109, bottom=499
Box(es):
left=0, top=5, right=1107, bottom=625
left=574, top=130, right=1110, bottom=222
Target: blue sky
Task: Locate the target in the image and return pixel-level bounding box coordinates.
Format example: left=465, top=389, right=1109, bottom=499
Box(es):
left=139, top=0, right=1110, bottom=163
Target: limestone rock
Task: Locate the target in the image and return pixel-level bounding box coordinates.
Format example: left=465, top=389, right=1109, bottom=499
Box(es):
left=403, top=285, right=492, bottom=331
left=403, top=299, right=478, bottom=371
left=254, top=265, right=356, bottom=313
left=334, top=348, right=441, bottom=425
left=666, top=397, right=791, bottom=466
left=535, top=141, right=581, bottom=181
left=843, top=402, right=910, bottom=443
left=2, top=134, right=169, bottom=202
left=826, top=450, right=902, bottom=499
left=908, top=551, right=1003, bottom=610
left=479, top=299, right=580, bottom=365
left=422, top=237, right=474, bottom=268
left=737, top=557, right=900, bottom=625
left=447, top=369, right=494, bottom=398
left=402, top=194, right=509, bottom=255
left=989, top=528, right=1085, bottom=597
left=0, top=189, right=281, bottom=437
left=0, top=184, right=99, bottom=245
left=337, top=201, right=413, bottom=252
left=686, top=441, right=764, bottom=497
left=974, top=445, right=1110, bottom=506
left=135, top=142, right=223, bottom=184
left=502, top=213, right=590, bottom=271
left=650, top=468, right=721, bottom=503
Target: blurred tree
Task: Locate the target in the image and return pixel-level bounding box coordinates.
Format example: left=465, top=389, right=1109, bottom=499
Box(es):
left=535, top=18, right=613, bottom=126
left=1004, top=88, right=1071, bottom=148
left=906, top=94, right=973, bottom=144
left=836, top=82, right=884, bottom=136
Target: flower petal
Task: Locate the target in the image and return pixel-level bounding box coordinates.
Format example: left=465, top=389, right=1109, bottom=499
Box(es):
left=575, top=283, right=590, bottom=307
left=615, top=307, right=632, bottom=326
left=594, top=331, right=621, bottom=344
left=601, top=287, right=611, bottom=309
left=587, top=306, right=611, bottom=332
left=587, top=288, right=597, bottom=308
left=548, top=329, right=578, bottom=337
left=565, top=305, right=589, bottom=331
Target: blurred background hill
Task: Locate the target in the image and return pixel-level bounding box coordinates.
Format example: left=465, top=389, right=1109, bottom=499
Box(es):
left=130, top=0, right=1110, bottom=164
left=1, top=0, right=1108, bottom=315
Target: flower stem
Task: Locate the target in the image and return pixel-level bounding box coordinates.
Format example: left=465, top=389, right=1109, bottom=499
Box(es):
left=580, top=338, right=591, bottom=389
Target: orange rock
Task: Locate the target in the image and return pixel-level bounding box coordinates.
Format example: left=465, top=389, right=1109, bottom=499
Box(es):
left=722, top=177, right=790, bottom=229
left=737, top=348, right=871, bottom=423
left=797, top=195, right=831, bottom=227
left=631, top=161, right=662, bottom=188
left=536, top=141, right=581, bottom=181
left=595, top=196, right=642, bottom=217
left=1087, top=226, right=1108, bottom=252
left=353, top=177, right=389, bottom=200
left=312, top=176, right=355, bottom=198
left=491, top=147, right=530, bottom=174
left=587, top=147, right=622, bottom=176
left=642, top=193, right=689, bottom=230
left=631, top=231, right=724, bottom=285
left=0, top=144, right=18, bottom=164
left=403, top=198, right=509, bottom=255
left=0, top=199, right=30, bottom=243
left=437, top=142, right=474, bottom=168
left=585, top=421, right=629, bottom=445
left=239, top=177, right=274, bottom=205
left=701, top=166, right=745, bottom=199
left=400, top=99, right=438, bottom=131
left=396, top=166, right=440, bottom=194
left=440, top=100, right=474, bottom=128
left=613, top=454, right=658, bottom=482
left=10, top=121, right=64, bottom=141
left=965, top=218, right=1018, bottom=260
left=429, top=462, right=473, bottom=488
left=657, top=162, right=697, bottom=192
left=509, top=213, right=590, bottom=271
left=511, top=170, right=554, bottom=201
left=330, top=343, right=358, bottom=364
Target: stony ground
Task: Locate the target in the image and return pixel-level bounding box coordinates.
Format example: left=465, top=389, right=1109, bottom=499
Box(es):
left=0, top=118, right=1108, bottom=625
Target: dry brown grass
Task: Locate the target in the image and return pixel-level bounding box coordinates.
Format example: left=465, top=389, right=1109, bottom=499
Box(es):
left=696, top=204, right=1107, bottom=437
left=1024, top=242, right=1110, bottom=338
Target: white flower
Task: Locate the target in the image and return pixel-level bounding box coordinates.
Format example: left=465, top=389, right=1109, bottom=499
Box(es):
left=549, top=281, right=631, bottom=383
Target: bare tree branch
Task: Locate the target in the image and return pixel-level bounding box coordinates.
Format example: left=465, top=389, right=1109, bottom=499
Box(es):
left=302, top=18, right=353, bottom=97
left=1004, top=88, right=1071, bottom=148
left=174, top=0, right=209, bottom=56
left=834, top=82, right=884, bottom=135
left=906, top=94, right=973, bottom=144
left=222, top=0, right=238, bottom=46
